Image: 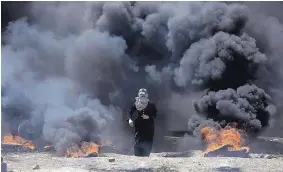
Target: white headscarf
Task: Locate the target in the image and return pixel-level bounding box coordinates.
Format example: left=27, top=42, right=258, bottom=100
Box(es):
left=135, top=88, right=149, bottom=111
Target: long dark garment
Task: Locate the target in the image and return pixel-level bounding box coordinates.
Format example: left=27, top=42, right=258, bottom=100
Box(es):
left=126, top=101, right=157, bottom=157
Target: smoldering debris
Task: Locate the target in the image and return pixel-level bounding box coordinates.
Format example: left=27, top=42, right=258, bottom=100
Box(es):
left=204, top=145, right=251, bottom=158
left=1, top=1, right=283, bottom=155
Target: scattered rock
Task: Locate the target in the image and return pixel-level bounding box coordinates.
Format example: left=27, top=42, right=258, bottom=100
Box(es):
left=88, top=153, right=99, bottom=157
left=154, top=151, right=191, bottom=157
left=2, top=151, right=283, bottom=172
left=253, top=154, right=280, bottom=159
left=108, top=158, right=115, bottom=162
left=33, top=165, right=40, bottom=170
left=270, top=139, right=279, bottom=142
left=264, top=155, right=276, bottom=159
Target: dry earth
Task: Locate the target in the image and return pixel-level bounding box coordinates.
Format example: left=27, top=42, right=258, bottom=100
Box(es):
left=2, top=151, right=283, bottom=172
left=2, top=136, right=283, bottom=172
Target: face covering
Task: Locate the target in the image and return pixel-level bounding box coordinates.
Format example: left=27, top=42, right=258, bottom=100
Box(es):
left=135, top=96, right=149, bottom=111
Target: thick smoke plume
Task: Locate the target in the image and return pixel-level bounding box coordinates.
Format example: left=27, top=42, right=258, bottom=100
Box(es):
left=2, top=2, right=283, bottom=154
left=193, top=84, right=275, bottom=134
left=174, top=32, right=266, bottom=88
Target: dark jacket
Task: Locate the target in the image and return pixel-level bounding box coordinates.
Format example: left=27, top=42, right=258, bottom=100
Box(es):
left=126, top=101, right=157, bottom=141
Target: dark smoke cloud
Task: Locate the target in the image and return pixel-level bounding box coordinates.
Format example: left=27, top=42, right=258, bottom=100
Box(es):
left=65, top=29, right=129, bottom=98
left=166, top=2, right=249, bottom=58
left=240, top=2, right=283, bottom=137
left=174, top=31, right=266, bottom=90
left=2, top=1, right=283, bottom=154
left=193, top=84, right=276, bottom=132
left=136, top=2, right=249, bottom=59
left=244, top=11, right=283, bottom=109
left=42, top=93, right=118, bottom=155
left=96, top=2, right=133, bottom=38
left=188, top=115, right=222, bottom=137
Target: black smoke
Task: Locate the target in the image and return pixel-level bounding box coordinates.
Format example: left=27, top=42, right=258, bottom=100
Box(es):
left=193, top=85, right=275, bottom=135
left=174, top=31, right=266, bottom=90
left=172, top=30, right=276, bottom=136
left=1, top=2, right=283, bottom=154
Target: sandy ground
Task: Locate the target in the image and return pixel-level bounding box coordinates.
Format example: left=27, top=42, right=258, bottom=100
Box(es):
left=2, top=136, right=283, bottom=172
left=2, top=150, right=283, bottom=172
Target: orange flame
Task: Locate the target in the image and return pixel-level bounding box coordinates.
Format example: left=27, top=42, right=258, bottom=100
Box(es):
left=200, top=125, right=250, bottom=154
left=2, top=134, right=36, bottom=150
left=44, top=145, right=53, bottom=149
left=66, top=141, right=100, bottom=158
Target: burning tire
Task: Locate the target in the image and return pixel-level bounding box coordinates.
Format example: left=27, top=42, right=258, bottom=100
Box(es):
left=194, top=84, right=274, bottom=138
left=200, top=124, right=251, bottom=158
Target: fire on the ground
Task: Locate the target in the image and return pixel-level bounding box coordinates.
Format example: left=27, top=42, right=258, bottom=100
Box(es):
left=66, top=142, right=100, bottom=158
left=2, top=133, right=105, bottom=158
left=2, top=134, right=36, bottom=150
left=200, top=123, right=250, bottom=156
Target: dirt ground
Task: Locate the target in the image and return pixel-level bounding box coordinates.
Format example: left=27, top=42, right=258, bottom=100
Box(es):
left=2, top=151, right=283, bottom=172
left=2, top=136, right=283, bottom=172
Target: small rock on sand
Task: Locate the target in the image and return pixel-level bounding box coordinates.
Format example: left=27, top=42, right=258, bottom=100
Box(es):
left=108, top=158, right=115, bottom=162
left=33, top=165, right=40, bottom=170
